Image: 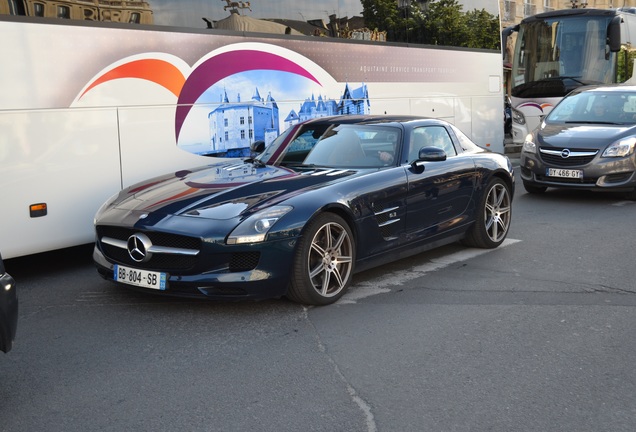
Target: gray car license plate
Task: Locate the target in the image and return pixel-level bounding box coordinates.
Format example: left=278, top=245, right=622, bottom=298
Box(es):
left=546, top=168, right=582, bottom=179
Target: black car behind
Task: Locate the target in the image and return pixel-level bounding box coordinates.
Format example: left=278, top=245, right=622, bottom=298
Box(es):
left=0, top=254, right=18, bottom=353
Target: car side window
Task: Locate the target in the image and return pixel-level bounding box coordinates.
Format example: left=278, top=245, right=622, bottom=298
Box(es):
left=409, top=126, right=456, bottom=162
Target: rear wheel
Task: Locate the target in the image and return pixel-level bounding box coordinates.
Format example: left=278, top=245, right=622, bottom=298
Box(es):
left=463, top=178, right=512, bottom=249
left=523, top=181, right=547, bottom=194
left=287, top=213, right=355, bottom=305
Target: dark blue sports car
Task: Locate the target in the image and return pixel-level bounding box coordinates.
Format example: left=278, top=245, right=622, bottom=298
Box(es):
left=93, top=115, right=514, bottom=305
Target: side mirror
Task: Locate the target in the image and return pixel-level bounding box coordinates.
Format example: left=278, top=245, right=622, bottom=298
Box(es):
left=608, top=16, right=622, bottom=52
left=418, top=146, right=447, bottom=162
left=250, top=140, right=266, bottom=154
left=410, top=146, right=447, bottom=172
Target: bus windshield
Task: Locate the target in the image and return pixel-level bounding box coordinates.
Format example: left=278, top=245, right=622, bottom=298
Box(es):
left=511, top=15, right=615, bottom=98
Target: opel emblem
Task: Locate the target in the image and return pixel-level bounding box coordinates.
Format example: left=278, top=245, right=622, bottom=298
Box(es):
left=127, top=233, right=153, bottom=263
left=560, top=149, right=571, bottom=158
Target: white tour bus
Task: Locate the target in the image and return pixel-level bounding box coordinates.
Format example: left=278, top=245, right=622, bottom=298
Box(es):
left=505, top=7, right=636, bottom=144
left=0, top=0, right=504, bottom=263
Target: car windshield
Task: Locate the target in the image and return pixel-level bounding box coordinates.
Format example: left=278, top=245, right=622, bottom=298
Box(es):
left=546, top=91, right=636, bottom=125
left=273, top=124, right=401, bottom=168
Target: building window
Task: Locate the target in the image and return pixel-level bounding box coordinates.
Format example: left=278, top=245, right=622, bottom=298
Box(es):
left=32, top=2, right=45, bottom=16
left=240, top=130, right=245, bottom=139
left=224, top=119, right=228, bottom=127
left=503, top=1, right=516, bottom=21
left=224, top=131, right=229, bottom=141
left=240, top=116, right=245, bottom=125
left=248, top=116, right=253, bottom=124
left=7, top=0, right=26, bottom=15
left=129, top=12, right=141, bottom=24
left=249, top=129, right=253, bottom=139
left=523, top=1, right=535, bottom=17
left=57, top=5, right=70, bottom=18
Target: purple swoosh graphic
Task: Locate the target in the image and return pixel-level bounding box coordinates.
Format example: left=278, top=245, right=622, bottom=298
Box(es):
left=175, top=50, right=321, bottom=141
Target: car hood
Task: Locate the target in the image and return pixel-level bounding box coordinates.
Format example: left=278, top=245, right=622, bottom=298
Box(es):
left=538, top=123, right=636, bottom=149
left=112, top=161, right=360, bottom=220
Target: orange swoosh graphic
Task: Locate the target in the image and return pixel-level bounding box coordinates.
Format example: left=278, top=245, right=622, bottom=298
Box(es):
left=80, top=59, right=186, bottom=99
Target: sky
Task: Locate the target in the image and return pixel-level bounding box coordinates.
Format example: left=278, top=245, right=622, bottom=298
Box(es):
left=151, top=0, right=500, bottom=28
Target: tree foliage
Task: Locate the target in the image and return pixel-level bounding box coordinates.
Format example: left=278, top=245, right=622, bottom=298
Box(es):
left=361, top=0, right=501, bottom=50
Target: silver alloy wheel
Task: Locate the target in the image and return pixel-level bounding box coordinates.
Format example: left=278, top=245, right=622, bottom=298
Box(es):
left=484, top=182, right=511, bottom=243
left=306, top=221, right=353, bottom=298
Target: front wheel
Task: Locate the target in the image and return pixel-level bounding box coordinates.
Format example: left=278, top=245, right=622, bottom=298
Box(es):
left=463, top=178, right=512, bottom=249
left=287, top=213, right=355, bottom=305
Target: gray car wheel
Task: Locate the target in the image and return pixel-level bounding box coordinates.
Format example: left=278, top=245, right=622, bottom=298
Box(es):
left=463, top=178, right=512, bottom=249
left=287, top=213, right=355, bottom=305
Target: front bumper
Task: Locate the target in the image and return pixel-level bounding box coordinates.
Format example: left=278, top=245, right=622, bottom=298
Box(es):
left=520, top=152, right=636, bottom=192
left=93, top=237, right=296, bottom=301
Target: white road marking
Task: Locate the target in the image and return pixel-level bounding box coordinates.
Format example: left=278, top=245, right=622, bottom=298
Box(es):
left=338, top=238, right=521, bottom=304
left=613, top=201, right=635, bottom=207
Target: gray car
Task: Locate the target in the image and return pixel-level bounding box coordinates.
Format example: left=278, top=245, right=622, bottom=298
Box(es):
left=0, top=254, right=17, bottom=353
left=520, top=85, right=636, bottom=200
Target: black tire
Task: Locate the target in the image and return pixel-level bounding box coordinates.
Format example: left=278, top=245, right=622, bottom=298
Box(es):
left=523, top=181, right=547, bottom=194
left=287, top=213, right=355, bottom=305
left=463, top=178, right=512, bottom=249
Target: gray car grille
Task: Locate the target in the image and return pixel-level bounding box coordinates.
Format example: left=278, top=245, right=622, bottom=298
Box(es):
left=539, top=147, right=598, bottom=167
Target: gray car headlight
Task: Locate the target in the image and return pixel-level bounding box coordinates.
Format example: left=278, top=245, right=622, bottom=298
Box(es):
left=602, top=137, right=636, bottom=158
left=512, top=108, right=525, bottom=125
left=522, top=134, right=537, bottom=154
left=227, top=205, right=293, bottom=245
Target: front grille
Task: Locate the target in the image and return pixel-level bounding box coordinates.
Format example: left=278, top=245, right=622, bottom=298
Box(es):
left=539, top=148, right=597, bottom=167
left=97, top=226, right=260, bottom=274
left=101, top=243, right=196, bottom=270
left=96, top=225, right=200, bottom=271
left=97, top=226, right=200, bottom=250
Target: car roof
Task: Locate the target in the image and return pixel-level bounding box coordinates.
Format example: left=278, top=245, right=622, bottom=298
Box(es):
left=300, top=115, right=446, bottom=128
left=568, top=84, right=636, bottom=97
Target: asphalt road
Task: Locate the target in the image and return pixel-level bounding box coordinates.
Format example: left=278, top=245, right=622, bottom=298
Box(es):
left=2, top=173, right=636, bottom=432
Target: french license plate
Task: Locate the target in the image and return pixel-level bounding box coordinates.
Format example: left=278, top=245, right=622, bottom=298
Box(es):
left=546, top=168, right=583, bottom=179
left=114, top=264, right=167, bottom=290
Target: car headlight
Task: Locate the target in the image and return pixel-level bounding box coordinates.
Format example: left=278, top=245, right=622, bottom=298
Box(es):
left=512, top=108, right=525, bottom=125
left=522, top=134, right=536, bottom=154
left=227, top=205, right=293, bottom=245
left=602, top=137, right=636, bottom=158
